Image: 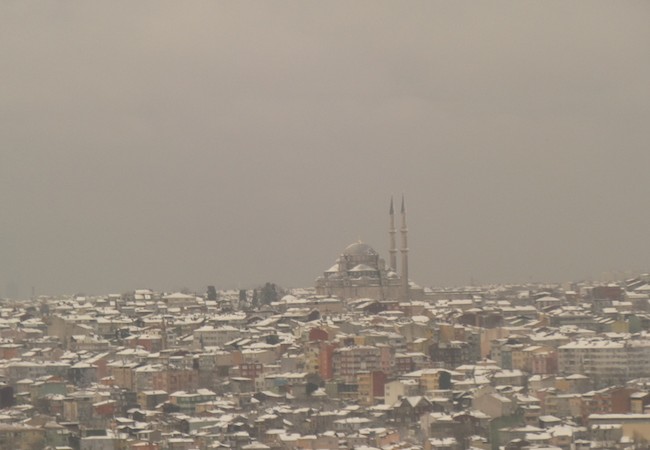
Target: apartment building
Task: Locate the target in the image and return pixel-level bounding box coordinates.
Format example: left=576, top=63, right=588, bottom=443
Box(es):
left=558, top=339, right=650, bottom=386
left=332, top=345, right=382, bottom=381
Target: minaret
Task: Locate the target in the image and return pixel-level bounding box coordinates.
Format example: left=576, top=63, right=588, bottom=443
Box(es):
left=400, top=195, right=409, bottom=300
left=389, top=197, right=397, bottom=271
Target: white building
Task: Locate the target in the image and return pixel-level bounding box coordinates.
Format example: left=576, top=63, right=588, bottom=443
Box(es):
left=558, top=338, right=650, bottom=385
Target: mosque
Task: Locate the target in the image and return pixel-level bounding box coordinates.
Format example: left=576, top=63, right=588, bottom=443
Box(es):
left=315, top=197, right=424, bottom=301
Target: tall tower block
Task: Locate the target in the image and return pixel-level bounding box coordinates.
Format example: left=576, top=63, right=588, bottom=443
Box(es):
left=389, top=197, right=397, bottom=271
left=400, top=196, right=409, bottom=300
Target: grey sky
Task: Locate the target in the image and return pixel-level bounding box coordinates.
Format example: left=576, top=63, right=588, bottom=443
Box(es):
left=2, top=2, right=650, bottom=297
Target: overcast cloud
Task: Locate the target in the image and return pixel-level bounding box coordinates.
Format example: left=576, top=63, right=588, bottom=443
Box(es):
left=2, top=2, right=650, bottom=296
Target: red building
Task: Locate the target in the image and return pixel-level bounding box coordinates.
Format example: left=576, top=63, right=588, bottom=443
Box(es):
left=239, top=362, right=263, bottom=379
left=127, top=334, right=163, bottom=353
left=309, top=328, right=329, bottom=342
left=94, top=399, right=116, bottom=418
left=319, top=342, right=336, bottom=380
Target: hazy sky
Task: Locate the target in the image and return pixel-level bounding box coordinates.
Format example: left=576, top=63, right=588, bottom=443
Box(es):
left=2, top=2, right=650, bottom=297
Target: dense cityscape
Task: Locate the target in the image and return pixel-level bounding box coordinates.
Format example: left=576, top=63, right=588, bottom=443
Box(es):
left=3, top=206, right=650, bottom=450
left=3, top=3, right=649, bottom=450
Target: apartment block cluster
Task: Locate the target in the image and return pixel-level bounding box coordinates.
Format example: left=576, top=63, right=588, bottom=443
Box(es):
left=3, top=276, right=650, bottom=450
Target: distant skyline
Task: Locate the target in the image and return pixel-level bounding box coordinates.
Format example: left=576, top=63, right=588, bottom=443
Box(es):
left=2, top=2, right=650, bottom=297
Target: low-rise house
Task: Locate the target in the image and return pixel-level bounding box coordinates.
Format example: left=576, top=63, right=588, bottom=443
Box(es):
left=472, top=389, right=514, bottom=418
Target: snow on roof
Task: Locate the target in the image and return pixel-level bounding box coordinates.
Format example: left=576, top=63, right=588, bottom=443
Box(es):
left=164, top=292, right=195, bottom=299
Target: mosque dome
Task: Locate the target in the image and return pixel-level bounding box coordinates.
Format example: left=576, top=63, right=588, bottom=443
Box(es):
left=315, top=198, right=417, bottom=300
left=342, top=241, right=378, bottom=257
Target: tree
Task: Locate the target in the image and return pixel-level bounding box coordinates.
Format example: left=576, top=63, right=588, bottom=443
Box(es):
left=260, top=282, right=280, bottom=305
left=207, top=285, right=217, bottom=301
left=306, top=373, right=324, bottom=396
left=439, top=370, right=452, bottom=390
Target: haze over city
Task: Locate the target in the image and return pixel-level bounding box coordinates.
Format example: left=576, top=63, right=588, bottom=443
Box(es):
left=2, top=2, right=650, bottom=297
